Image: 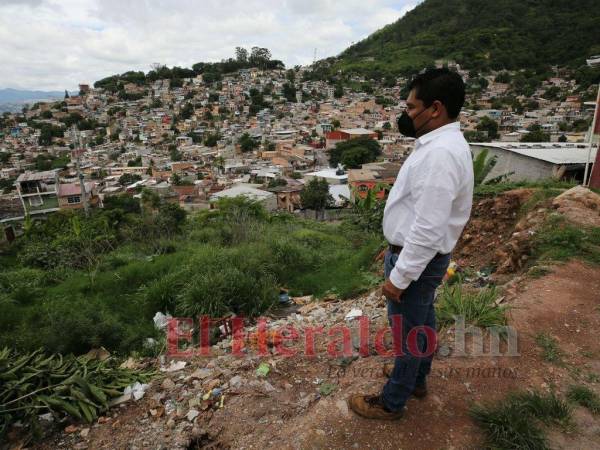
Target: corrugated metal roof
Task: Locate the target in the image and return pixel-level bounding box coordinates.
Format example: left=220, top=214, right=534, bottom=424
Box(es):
left=507, top=146, right=597, bottom=164
left=472, top=143, right=597, bottom=165
left=16, top=170, right=59, bottom=182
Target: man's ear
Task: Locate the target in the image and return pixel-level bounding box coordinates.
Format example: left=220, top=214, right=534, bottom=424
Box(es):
left=431, top=100, right=444, bottom=118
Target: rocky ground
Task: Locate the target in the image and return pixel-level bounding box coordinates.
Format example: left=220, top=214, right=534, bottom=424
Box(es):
left=17, top=187, right=600, bottom=449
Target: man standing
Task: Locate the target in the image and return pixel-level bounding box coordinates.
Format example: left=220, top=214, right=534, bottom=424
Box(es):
left=349, top=68, right=474, bottom=419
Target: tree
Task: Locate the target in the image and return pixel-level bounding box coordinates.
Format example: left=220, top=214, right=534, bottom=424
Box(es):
left=103, top=194, right=141, bottom=214
left=328, top=137, right=381, bottom=168
left=282, top=83, right=297, bottom=102
left=156, top=202, right=187, bottom=236
left=301, top=178, right=333, bottom=219
left=179, top=102, right=194, bottom=120
left=238, top=133, right=258, bottom=152
left=382, top=122, right=391, bottom=130
left=463, top=130, right=489, bottom=142
left=64, top=90, right=70, bottom=99
left=334, top=84, right=344, bottom=98
left=235, top=47, right=248, bottom=63
left=476, top=116, right=499, bottom=140
left=204, top=132, right=219, bottom=147
left=286, top=69, right=295, bottom=83
left=170, top=146, right=183, bottom=161
left=212, top=156, right=225, bottom=177
left=249, top=47, right=271, bottom=68
left=520, top=124, right=550, bottom=142
left=118, top=173, right=141, bottom=186
left=127, top=156, right=142, bottom=167
left=340, top=147, right=373, bottom=169
left=171, top=173, right=183, bottom=185
left=264, top=140, right=276, bottom=151
left=267, top=178, right=287, bottom=188
left=494, top=72, right=511, bottom=83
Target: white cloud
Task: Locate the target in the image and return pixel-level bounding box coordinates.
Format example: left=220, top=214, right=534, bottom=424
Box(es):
left=0, top=0, right=421, bottom=90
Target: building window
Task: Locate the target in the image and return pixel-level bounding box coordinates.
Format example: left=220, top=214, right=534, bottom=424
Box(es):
left=67, top=195, right=81, bottom=204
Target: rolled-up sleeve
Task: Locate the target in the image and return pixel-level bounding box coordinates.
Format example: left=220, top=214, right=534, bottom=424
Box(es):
left=388, top=151, right=460, bottom=289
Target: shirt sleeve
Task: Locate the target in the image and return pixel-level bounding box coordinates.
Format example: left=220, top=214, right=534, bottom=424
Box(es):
left=388, top=150, right=460, bottom=289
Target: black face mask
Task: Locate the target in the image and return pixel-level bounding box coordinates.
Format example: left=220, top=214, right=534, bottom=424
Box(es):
left=397, top=106, right=433, bottom=138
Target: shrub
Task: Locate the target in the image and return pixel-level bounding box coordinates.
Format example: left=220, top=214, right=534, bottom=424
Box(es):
left=436, top=283, right=507, bottom=328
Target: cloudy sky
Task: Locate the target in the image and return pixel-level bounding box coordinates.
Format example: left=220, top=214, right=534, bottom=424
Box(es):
left=0, top=0, right=420, bottom=91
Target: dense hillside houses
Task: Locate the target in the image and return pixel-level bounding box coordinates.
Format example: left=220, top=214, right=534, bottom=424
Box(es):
left=0, top=53, right=598, bottom=242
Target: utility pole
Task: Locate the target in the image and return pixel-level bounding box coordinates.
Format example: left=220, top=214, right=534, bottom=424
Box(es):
left=584, top=55, right=600, bottom=187
left=70, top=126, right=90, bottom=217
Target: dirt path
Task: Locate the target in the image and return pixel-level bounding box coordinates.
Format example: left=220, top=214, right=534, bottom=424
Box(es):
left=32, top=260, right=600, bottom=450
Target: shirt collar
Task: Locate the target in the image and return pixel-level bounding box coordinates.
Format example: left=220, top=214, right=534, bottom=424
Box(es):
left=415, top=121, right=461, bottom=147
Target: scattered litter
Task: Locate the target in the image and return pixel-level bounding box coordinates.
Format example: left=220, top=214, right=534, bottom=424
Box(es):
left=124, top=382, right=150, bottom=401
left=292, top=295, right=313, bottom=305
left=186, top=409, right=200, bottom=421
left=190, top=368, right=213, bottom=380
left=279, top=290, right=291, bottom=304
left=84, top=347, right=110, bottom=361
left=119, top=357, right=138, bottom=370
left=160, top=360, right=187, bottom=372
left=109, top=393, right=132, bottom=407
left=153, top=311, right=172, bottom=330
left=38, top=413, right=53, bottom=422
left=344, top=308, right=363, bottom=321
left=229, top=375, right=244, bottom=389
left=255, top=362, right=271, bottom=377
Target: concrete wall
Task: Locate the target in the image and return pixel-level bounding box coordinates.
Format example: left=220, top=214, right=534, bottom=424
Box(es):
left=470, top=145, right=556, bottom=182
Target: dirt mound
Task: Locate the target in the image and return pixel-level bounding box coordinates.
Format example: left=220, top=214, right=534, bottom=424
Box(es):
left=552, top=185, right=600, bottom=227
left=454, top=189, right=534, bottom=269
left=494, top=186, right=600, bottom=274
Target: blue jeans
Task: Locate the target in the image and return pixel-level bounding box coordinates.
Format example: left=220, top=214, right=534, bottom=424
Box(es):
left=381, top=248, right=450, bottom=412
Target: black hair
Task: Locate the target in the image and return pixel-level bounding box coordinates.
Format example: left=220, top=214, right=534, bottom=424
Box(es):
left=408, top=68, right=465, bottom=119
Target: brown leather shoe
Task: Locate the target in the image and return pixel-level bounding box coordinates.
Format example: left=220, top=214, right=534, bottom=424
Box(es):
left=348, top=394, right=404, bottom=420
left=382, top=364, right=428, bottom=398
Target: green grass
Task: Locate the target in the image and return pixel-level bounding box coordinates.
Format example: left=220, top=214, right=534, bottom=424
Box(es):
left=532, top=215, right=600, bottom=265
left=518, top=187, right=563, bottom=217
left=535, top=332, right=563, bottom=364
left=0, top=202, right=382, bottom=356
left=471, top=390, right=572, bottom=450
left=473, top=179, right=577, bottom=198
left=436, top=283, right=508, bottom=329
left=566, top=385, right=600, bottom=414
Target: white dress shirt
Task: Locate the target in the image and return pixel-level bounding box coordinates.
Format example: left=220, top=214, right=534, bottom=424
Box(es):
left=382, top=121, right=474, bottom=289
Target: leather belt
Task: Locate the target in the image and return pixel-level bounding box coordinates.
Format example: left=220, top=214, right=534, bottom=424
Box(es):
left=388, top=244, right=403, bottom=255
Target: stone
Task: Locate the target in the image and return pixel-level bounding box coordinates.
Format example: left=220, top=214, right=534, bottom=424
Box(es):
left=80, top=428, right=90, bottom=438
left=64, top=424, right=78, bottom=434
left=186, top=409, right=200, bottom=422
left=335, top=399, right=350, bottom=417
left=229, top=375, right=245, bottom=389
left=161, top=378, right=176, bottom=390
left=190, top=368, right=213, bottom=380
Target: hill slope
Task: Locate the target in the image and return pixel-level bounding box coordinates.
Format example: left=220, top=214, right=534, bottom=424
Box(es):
left=334, top=0, right=600, bottom=76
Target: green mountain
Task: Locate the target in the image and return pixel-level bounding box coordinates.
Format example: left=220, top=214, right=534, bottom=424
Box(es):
left=333, top=0, right=600, bottom=76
